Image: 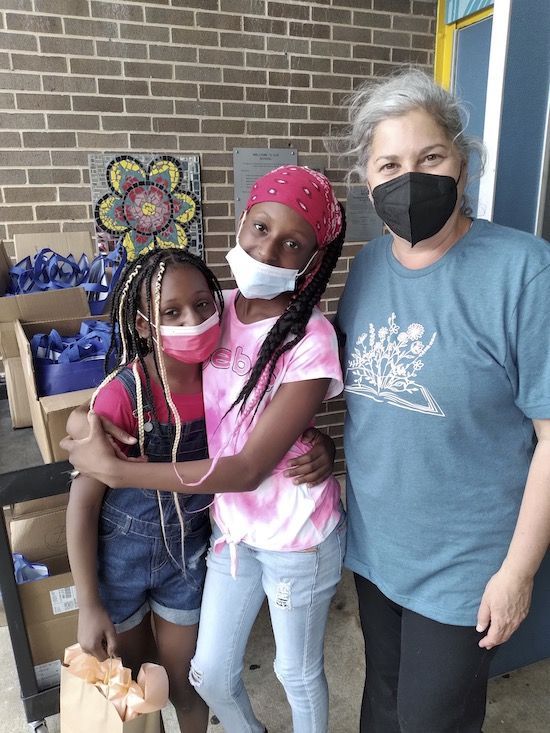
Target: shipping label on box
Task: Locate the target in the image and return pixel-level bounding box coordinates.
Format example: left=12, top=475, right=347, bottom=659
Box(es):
left=35, top=660, right=62, bottom=691
left=50, top=584, right=78, bottom=615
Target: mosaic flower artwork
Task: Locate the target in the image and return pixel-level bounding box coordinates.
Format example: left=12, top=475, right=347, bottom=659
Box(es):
left=95, top=155, right=199, bottom=260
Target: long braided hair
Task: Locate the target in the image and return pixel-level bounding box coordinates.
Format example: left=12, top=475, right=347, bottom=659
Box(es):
left=229, top=201, right=346, bottom=417
left=88, top=246, right=223, bottom=570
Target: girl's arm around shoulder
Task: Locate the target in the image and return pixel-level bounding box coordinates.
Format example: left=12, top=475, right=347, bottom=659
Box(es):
left=142, top=375, right=333, bottom=492
left=62, top=377, right=332, bottom=494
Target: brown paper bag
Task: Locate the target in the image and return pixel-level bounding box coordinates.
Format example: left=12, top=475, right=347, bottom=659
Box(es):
left=59, top=666, right=162, bottom=733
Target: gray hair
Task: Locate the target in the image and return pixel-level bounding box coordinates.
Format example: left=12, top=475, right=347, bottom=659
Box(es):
left=335, top=68, right=486, bottom=187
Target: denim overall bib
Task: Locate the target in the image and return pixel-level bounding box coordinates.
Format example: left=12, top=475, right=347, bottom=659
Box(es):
left=97, top=367, right=213, bottom=629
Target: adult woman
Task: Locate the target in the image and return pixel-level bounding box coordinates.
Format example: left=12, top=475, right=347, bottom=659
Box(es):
left=335, top=69, right=550, bottom=732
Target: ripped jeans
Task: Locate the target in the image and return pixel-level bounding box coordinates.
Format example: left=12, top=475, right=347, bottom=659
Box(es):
left=189, top=515, right=346, bottom=733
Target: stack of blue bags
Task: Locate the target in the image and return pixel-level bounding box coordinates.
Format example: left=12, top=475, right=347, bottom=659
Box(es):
left=30, top=319, right=117, bottom=397
left=7, top=243, right=126, bottom=316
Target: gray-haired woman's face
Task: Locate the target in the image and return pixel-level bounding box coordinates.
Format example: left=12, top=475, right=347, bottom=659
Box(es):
left=363, top=108, right=467, bottom=246
left=364, top=108, right=464, bottom=194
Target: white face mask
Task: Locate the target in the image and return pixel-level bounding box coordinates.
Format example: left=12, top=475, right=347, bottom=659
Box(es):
left=226, top=230, right=318, bottom=300
left=154, top=310, right=219, bottom=338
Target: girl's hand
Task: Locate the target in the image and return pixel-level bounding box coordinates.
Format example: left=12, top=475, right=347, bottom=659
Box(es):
left=284, top=427, right=336, bottom=486
left=67, top=404, right=143, bottom=463
left=106, top=431, right=147, bottom=463
left=77, top=602, right=118, bottom=661
left=61, top=412, right=122, bottom=485
left=101, top=417, right=139, bottom=452
left=476, top=565, right=533, bottom=649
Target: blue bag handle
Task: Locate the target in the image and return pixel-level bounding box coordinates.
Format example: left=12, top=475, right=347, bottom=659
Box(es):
left=8, top=255, right=35, bottom=295
left=10, top=248, right=89, bottom=294
left=47, top=329, right=78, bottom=363
left=83, top=242, right=127, bottom=315
left=78, top=253, right=90, bottom=282
left=46, top=252, right=87, bottom=289
left=57, top=322, right=112, bottom=364
left=79, top=319, right=112, bottom=340
left=30, top=333, right=52, bottom=361
left=32, top=248, right=57, bottom=291
left=7, top=246, right=121, bottom=303
left=31, top=323, right=113, bottom=366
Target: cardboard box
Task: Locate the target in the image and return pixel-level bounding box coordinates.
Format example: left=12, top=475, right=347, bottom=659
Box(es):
left=0, top=231, right=94, bottom=428
left=15, top=316, right=107, bottom=462
left=13, top=231, right=94, bottom=261
left=18, top=555, right=78, bottom=690
left=9, top=499, right=69, bottom=561
left=11, top=492, right=69, bottom=519
left=0, top=232, right=95, bottom=358
left=2, top=354, right=32, bottom=428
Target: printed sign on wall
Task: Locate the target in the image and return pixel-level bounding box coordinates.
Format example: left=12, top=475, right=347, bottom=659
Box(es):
left=345, top=186, right=384, bottom=243
left=233, top=148, right=298, bottom=224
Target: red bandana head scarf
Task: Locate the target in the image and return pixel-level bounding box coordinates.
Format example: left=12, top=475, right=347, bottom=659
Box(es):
left=244, top=165, right=342, bottom=248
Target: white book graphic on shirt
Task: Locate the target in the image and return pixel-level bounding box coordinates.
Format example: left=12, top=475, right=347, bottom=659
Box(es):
left=344, top=313, right=445, bottom=417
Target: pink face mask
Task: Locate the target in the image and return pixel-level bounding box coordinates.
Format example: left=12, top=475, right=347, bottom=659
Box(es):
left=139, top=310, right=220, bottom=364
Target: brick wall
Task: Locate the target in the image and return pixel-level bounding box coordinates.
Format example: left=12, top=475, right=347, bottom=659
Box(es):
left=0, top=0, right=436, bottom=472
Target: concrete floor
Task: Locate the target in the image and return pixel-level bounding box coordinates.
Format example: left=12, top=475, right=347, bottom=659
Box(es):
left=0, top=396, right=549, bottom=732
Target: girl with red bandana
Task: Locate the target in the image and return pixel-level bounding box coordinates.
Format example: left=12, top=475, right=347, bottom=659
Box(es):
left=64, top=166, right=347, bottom=733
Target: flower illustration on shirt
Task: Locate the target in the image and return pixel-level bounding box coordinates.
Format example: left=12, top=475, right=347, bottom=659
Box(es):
left=95, top=155, right=197, bottom=260
left=345, top=313, right=444, bottom=416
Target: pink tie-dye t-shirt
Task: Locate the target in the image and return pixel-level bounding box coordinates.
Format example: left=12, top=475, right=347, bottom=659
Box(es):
left=203, top=289, right=343, bottom=552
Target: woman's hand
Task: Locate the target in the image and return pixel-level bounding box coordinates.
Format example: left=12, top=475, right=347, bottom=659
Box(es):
left=284, top=427, right=336, bottom=486
left=61, top=412, right=123, bottom=486
left=477, top=419, right=550, bottom=650
left=77, top=602, right=118, bottom=661
left=476, top=564, right=533, bottom=649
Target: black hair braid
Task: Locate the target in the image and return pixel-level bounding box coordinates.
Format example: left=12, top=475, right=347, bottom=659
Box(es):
left=104, top=246, right=224, bottom=430
left=141, top=257, right=166, bottom=428
left=230, top=202, right=346, bottom=414
left=105, top=254, right=140, bottom=370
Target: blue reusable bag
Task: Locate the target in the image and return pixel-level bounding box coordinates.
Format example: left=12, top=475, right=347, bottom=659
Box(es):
left=8, top=248, right=90, bottom=295
left=6, top=242, right=126, bottom=316
left=12, top=553, right=49, bottom=584
left=83, top=243, right=127, bottom=315
left=30, top=320, right=116, bottom=397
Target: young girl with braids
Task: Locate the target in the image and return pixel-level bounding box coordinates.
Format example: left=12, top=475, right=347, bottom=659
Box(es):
left=66, top=247, right=225, bottom=733
left=63, top=165, right=347, bottom=733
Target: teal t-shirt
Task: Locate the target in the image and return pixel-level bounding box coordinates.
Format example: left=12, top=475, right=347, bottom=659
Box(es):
left=337, top=219, right=550, bottom=625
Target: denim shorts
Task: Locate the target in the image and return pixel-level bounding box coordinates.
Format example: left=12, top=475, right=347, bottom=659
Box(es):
left=97, top=501, right=211, bottom=632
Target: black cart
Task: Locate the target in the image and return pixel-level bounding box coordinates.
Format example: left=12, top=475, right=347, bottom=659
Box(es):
left=0, top=460, right=72, bottom=732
